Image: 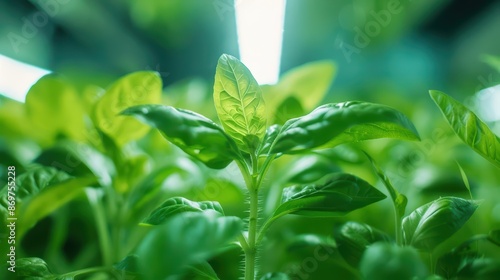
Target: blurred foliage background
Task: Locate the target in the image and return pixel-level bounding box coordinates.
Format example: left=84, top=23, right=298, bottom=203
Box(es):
left=0, top=0, right=499, bottom=98
left=1, top=0, right=500, bottom=279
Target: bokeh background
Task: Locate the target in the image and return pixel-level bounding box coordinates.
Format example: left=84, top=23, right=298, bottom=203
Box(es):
left=1, top=0, right=499, bottom=99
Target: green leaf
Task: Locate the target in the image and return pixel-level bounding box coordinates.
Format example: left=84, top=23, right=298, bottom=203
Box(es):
left=213, top=54, right=266, bottom=153
left=429, top=90, right=500, bottom=169
left=283, top=153, right=340, bottom=184
left=258, top=124, right=281, bottom=156
left=260, top=272, right=290, bottom=280
left=457, top=258, right=500, bottom=279
left=262, top=173, right=386, bottom=233
left=183, top=262, right=220, bottom=280
left=487, top=229, right=500, bottom=246
left=359, top=243, right=428, bottom=280
left=142, top=197, right=224, bottom=225
left=114, top=255, right=141, bottom=279
left=456, top=162, right=473, bottom=199
left=334, top=221, right=392, bottom=267
left=364, top=152, right=407, bottom=218
left=34, top=140, right=115, bottom=187
left=19, top=177, right=95, bottom=237
left=136, top=211, right=242, bottom=279
left=286, top=234, right=336, bottom=253
left=273, top=96, right=305, bottom=125
left=262, top=60, right=336, bottom=124
left=0, top=166, right=95, bottom=238
left=16, top=257, right=55, bottom=278
left=94, top=71, right=162, bottom=146
left=272, top=101, right=420, bottom=154
left=25, top=74, right=86, bottom=144
left=127, top=165, right=191, bottom=223
left=436, top=241, right=479, bottom=279
left=122, top=104, right=239, bottom=169
left=402, top=197, right=479, bottom=251
left=0, top=96, right=33, bottom=141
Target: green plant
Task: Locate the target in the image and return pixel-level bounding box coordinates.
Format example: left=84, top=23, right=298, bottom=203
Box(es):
left=321, top=89, right=500, bottom=279
left=4, top=54, right=498, bottom=280
left=119, top=54, right=421, bottom=279
left=323, top=149, right=500, bottom=280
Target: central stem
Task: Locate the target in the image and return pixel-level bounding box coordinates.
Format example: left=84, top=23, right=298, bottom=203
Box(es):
left=245, top=186, right=259, bottom=280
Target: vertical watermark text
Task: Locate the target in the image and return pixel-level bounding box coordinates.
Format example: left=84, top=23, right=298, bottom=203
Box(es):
left=6, top=166, right=17, bottom=273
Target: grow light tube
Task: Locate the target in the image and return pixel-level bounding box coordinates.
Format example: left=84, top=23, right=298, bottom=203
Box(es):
left=235, top=0, right=286, bottom=85
left=0, top=54, right=51, bottom=102
left=475, top=84, right=500, bottom=122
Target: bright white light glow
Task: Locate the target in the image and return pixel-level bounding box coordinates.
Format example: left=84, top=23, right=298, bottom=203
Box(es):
left=0, top=54, right=51, bottom=102
left=235, top=0, right=286, bottom=85
left=476, top=84, right=500, bottom=121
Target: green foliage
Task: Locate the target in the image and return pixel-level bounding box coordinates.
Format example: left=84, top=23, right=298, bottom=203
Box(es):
left=429, top=90, right=500, bottom=169
left=334, top=221, right=392, bottom=267
left=258, top=124, right=281, bottom=156
left=94, top=71, right=162, bottom=146
left=122, top=104, right=239, bottom=169
left=25, top=75, right=86, bottom=144
left=16, top=257, right=54, bottom=279
left=34, top=140, right=115, bottom=186
left=280, top=152, right=341, bottom=184
left=489, top=229, right=500, bottom=246
left=141, top=197, right=224, bottom=225
left=359, top=243, right=428, bottom=280
left=5, top=54, right=499, bottom=280
left=135, top=211, right=242, bottom=279
left=456, top=258, right=500, bottom=279
left=183, top=261, right=221, bottom=280
left=271, top=101, right=420, bottom=154
left=262, top=60, right=336, bottom=124
left=364, top=152, right=407, bottom=219
left=213, top=54, right=267, bottom=153
left=0, top=166, right=95, bottom=238
left=259, top=272, right=290, bottom=280
left=273, top=173, right=386, bottom=218
left=258, top=173, right=387, bottom=243
left=402, top=197, right=479, bottom=251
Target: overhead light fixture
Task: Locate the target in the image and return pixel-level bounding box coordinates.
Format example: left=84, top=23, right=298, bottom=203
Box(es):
left=235, top=0, right=286, bottom=85
left=0, top=54, right=51, bottom=102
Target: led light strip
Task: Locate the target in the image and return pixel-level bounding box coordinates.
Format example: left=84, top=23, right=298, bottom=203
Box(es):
left=235, top=0, right=286, bottom=85
left=0, top=54, right=51, bottom=102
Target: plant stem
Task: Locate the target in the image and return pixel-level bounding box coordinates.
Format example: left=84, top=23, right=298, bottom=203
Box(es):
left=237, top=150, right=276, bottom=280
left=238, top=233, right=250, bottom=252
left=245, top=186, right=259, bottom=280
left=394, top=205, right=403, bottom=246
left=86, top=189, right=113, bottom=266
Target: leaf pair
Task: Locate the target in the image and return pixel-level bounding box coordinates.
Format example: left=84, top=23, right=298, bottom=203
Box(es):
left=125, top=54, right=420, bottom=170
